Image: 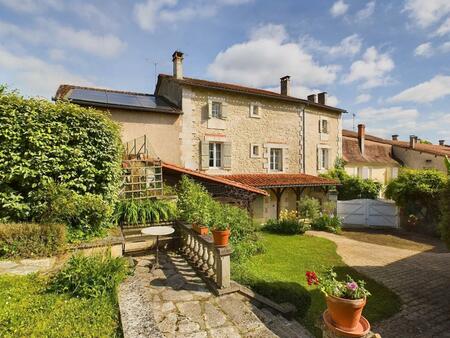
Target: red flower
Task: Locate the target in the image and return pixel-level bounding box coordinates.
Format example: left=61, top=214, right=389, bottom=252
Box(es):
left=306, top=271, right=319, bottom=286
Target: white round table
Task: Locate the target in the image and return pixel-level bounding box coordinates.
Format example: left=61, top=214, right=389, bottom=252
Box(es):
left=141, top=226, right=175, bottom=270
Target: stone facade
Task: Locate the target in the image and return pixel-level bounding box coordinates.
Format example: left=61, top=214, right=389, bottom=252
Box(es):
left=392, top=146, right=447, bottom=173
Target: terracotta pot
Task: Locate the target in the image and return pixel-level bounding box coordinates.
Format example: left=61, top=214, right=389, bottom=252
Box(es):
left=193, top=223, right=209, bottom=235
left=212, top=229, right=230, bottom=247
left=326, top=295, right=366, bottom=331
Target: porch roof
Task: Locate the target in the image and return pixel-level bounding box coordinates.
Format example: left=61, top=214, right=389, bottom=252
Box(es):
left=218, top=173, right=339, bottom=189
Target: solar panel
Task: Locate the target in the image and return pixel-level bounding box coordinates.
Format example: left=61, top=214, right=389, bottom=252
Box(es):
left=70, top=88, right=108, bottom=103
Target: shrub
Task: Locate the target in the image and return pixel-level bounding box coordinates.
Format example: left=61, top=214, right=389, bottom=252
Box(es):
left=311, top=214, right=342, bottom=233
left=439, top=157, right=450, bottom=249
left=321, top=165, right=382, bottom=200
left=49, top=253, right=130, bottom=299
left=298, top=197, right=321, bottom=220
left=177, top=176, right=213, bottom=225
left=0, top=222, right=66, bottom=258
left=264, top=218, right=310, bottom=235
left=114, top=198, right=177, bottom=226
left=0, top=88, right=122, bottom=223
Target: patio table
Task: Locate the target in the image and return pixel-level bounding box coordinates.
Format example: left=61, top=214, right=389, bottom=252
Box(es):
left=141, top=226, right=175, bottom=270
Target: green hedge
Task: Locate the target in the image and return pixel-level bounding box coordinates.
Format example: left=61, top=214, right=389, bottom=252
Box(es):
left=0, top=223, right=66, bottom=259
left=0, top=88, right=122, bottom=223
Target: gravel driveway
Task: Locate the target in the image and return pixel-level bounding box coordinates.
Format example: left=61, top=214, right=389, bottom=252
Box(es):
left=309, top=231, right=450, bottom=338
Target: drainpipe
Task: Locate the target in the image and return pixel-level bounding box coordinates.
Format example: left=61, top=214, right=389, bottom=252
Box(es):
left=302, top=104, right=308, bottom=173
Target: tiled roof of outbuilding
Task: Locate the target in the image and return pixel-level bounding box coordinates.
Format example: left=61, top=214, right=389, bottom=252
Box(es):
left=218, top=173, right=338, bottom=189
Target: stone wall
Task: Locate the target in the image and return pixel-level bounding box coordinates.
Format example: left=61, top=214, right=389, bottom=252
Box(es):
left=393, top=146, right=447, bottom=173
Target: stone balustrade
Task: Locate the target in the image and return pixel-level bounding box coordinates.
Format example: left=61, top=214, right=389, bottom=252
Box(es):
left=175, top=221, right=232, bottom=289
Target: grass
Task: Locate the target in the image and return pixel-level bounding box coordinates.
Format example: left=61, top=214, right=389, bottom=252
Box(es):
left=0, top=274, right=122, bottom=337
left=232, top=233, right=401, bottom=337
left=341, top=228, right=448, bottom=253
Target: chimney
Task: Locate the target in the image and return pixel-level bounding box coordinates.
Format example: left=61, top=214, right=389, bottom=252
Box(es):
left=280, top=76, right=290, bottom=96
left=307, top=94, right=317, bottom=103
left=409, top=135, right=417, bottom=149
left=317, top=92, right=327, bottom=105
left=358, top=124, right=366, bottom=155
left=439, top=140, right=445, bottom=146
left=172, top=50, right=184, bottom=79
left=392, top=134, right=399, bottom=141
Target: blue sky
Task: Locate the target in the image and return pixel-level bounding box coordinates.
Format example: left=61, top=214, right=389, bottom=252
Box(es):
left=1, top=0, right=449, bottom=143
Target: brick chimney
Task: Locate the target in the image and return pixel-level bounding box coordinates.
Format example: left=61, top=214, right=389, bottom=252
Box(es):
left=307, top=94, right=316, bottom=103
left=358, top=124, right=365, bottom=155
left=317, top=92, right=327, bottom=105
left=280, top=76, right=290, bottom=96
left=409, top=135, right=417, bottom=149
left=392, top=134, right=399, bottom=141
left=439, top=140, right=445, bottom=146
left=172, top=50, right=184, bottom=79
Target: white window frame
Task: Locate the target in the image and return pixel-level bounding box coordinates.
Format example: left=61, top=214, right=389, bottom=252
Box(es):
left=250, top=143, right=261, bottom=158
left=209, top=142, right=222, bottom=168
left=269, top=148, right=283, bottom=172
left=250, top=103, right=261, bottom=118
left=211, top=102, right=222, bottom=119
left=317, top=146, right=331, bottom=171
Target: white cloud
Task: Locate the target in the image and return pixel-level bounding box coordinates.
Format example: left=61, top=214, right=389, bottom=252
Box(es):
left=301, top=34, right=362, bottom=58
left=48, top=49, right=66, bottom=61
left=389, top=75, right=450, bottom=103
left=404, top=0, right=450, bottom=28
left=0, top=20, right=126, bottom=58
left=342, top=47, right=394, bottom=88
left=355, top=94, right=371, bottom=104
left=74, top=3, right=117, bottom=30
left=0, top=0, right=61, bottom=13
left=434, top=17, right=450, bottom=36
left=0, top=47, right=93, bottom=98
left=249, top=24, right=287, bottom=43
left=358, top=106, right=419, bottom=122
left=439, top=41, right=450, bottom=52
left=330, top=0, right=348, bottom=17
left=414, top=42, right=434, bottom=57
left=134, top=0, right=252, bottom=32
left=207, top=24, right=339, bottom=88
left=355, top=1, right=376, bottom=21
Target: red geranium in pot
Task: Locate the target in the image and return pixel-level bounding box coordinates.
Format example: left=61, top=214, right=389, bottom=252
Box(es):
left=306, top=268, right=371, bottom=334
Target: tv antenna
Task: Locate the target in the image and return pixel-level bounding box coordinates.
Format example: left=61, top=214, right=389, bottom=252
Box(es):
left=352, top=113, right=356, bottom=131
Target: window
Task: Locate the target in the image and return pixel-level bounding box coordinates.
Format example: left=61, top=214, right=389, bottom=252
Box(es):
left=209, top=142, right=222, bottom=168
left=270, top=148, right=283, bottom=171
left=252, top=144, right=260, bottom=157
left=211, top=102, right=222, bottom=118
left=320, top=119, right=329, bottom=134
left=250, top=104, right=261, bottom=118
left=319, top=148, right=329, bottom=170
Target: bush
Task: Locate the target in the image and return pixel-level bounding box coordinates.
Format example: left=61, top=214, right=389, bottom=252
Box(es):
left=264, top=218, right=310, bottom=235
left=439, top=157, right=450, bottom=248
left=177, top=176, right=213, bottom=225
left=114, top=198, right=178, bottom=226
left=311, top=214, right=342, bottom=233
left=298, top=197, right=321, bottom=220
left=321, top=164, right=382, bottom=200
left=0, top=88, right=122, bottom=223
left=0, top=222, right=66, bottom=258
left=50, top=253, right=130, bottom=299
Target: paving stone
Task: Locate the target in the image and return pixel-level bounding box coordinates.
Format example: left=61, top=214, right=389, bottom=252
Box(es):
left=175, top=331, right=208, bottom=338
left=161, top=289, right=194, bottom=302
left=209, top=326, right=241, bottom=338
left=204, top=302, right=228, bottom=329
left=158, top=312, right=178, bottom=333
left=243, top=326, right=279, bottom=338
left=161, top=301, right=176, bottom=313
left=0, top=261, right=18, bottom=269
left=217, top=294, right=264, bottom=332
left=177, top=301, right=204, bottom=326
left=177, top=318, right=201, bottom=333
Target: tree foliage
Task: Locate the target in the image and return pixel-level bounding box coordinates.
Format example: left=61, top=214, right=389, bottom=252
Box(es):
left=439, top=156, right=450, bottom=248
left=0, top=89, right=123, bottom=223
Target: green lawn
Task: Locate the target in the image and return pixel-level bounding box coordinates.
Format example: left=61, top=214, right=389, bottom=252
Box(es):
left=232, top=233, right=401, bottom=337
left=0, top=274, right=121, bottom=337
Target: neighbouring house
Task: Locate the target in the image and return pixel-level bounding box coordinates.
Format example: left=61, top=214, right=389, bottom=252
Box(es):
left=343, top=125, right=401, bottom=191
left=55, top=50, right=344, bottom=221
left=390, top=135, right=450, bottom=173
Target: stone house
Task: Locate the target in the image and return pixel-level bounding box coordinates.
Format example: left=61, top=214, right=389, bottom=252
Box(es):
left=55, top=51, right=344, bottom=221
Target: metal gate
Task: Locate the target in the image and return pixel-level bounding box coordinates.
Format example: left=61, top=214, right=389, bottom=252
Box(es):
left=337, top=199, right=399, bottom=228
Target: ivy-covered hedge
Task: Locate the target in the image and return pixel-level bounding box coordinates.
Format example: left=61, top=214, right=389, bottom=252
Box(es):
left=0, top=88, right=122, bottom=232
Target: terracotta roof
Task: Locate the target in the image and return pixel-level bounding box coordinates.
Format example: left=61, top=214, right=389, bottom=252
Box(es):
left=161, top=162, right=268, bottom=196
left=343, top=129, right=450, bottom=158
left=54, top=84, right=181, bottom=114
left=217, top=173, right=338, bottom=188
left=157, top=74, right=346, bottom=114
left=343, top=136, right=400, bottom=165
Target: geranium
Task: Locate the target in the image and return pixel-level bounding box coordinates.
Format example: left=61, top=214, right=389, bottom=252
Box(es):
left=305, top=268, right=371, bottom=300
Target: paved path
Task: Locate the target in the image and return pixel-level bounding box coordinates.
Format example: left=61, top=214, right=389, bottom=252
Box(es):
left=309, top=231, right=450, bottom=338
left=119, top=252, right=312, bottom=338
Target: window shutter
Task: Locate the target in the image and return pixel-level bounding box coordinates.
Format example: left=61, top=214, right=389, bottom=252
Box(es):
left=221, top=102, right=228, bottom=119
left=207, top=99, right=212, bottom=119
left=318, top=118, right=322, bottom=133
left=362, top=167, right=369, bottom=179
left=249, top=103, right=253, bottom=117
left=201, top=141, right=209, bottom=169
left=317, top=148, right=322, bottom=170
left=223, top=142, right=232, bottom=169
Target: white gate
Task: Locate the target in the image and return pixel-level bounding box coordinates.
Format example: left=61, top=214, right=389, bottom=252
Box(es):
left=337, top=199, right=399, bottom=228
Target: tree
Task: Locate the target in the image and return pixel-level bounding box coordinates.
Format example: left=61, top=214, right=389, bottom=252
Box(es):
left=439, top=156, right=450, bottom=248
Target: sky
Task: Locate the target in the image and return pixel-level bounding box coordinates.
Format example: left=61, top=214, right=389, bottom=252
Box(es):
left=0, top=0, right=449, bottom=143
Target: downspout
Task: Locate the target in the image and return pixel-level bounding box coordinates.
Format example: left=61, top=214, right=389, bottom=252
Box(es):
left=302, top=103, right=309, bottom=174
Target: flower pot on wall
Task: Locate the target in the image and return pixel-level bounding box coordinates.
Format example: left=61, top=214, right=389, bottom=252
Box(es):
left=193, top=223, right=209, bottom=235
left=326, top=295, right=366, bottom=331
left=212, top=229, right=230, bottom=247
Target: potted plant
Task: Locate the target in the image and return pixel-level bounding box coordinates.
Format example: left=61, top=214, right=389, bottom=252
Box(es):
left=191, top=212, right=209, bottom=235
left=210, top=203, right=230, bottom=247
left=306, top=268, right=371, bottom=332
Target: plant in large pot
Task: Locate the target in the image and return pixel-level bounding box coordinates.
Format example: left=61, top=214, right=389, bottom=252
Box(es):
left=306, top=268, right=371, bottom=334
left=209, top=202, right=230, bottom=247
left=192, top=211, right=209, bottom=235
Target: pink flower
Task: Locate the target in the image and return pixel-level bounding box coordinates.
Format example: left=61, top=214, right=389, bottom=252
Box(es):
left=306, top=271, right=319, bottom=286
left=346, top=281, right=358, bottom=291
